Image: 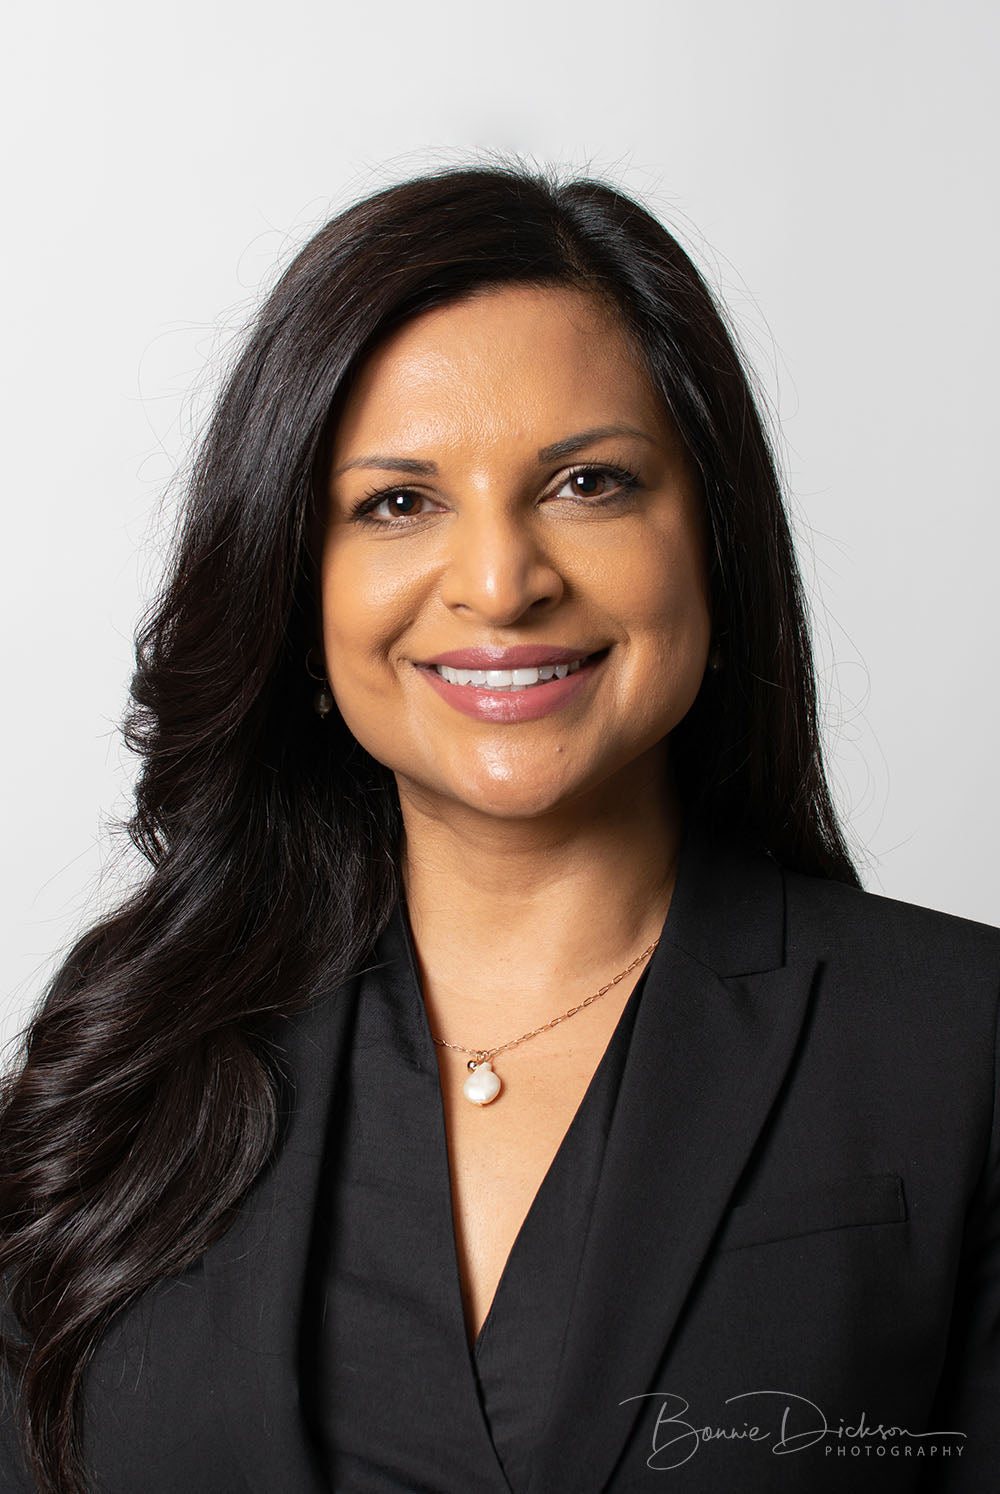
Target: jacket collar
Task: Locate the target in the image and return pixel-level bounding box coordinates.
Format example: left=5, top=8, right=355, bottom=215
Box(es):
left=661, top=817, right=786, bottom=976
left=526, top=820, right=815, bottom=1493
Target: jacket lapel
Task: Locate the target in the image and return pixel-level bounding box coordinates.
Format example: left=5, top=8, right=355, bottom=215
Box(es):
left=202, top=977, right=360, bottom=1493
left=528, top=826, right=818, bottom=1494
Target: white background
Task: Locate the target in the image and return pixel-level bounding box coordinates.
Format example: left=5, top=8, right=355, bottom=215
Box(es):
left=2, top=0, right=997, bottom=1054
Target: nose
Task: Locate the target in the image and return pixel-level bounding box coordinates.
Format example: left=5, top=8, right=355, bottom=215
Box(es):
left=438, top=507, right=564, bottom=625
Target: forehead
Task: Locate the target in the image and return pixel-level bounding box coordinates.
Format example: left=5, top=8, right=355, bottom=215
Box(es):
left=330, top=284, right=669, bottom=463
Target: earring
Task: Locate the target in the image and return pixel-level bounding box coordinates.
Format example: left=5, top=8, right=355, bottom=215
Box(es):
left=305, top=647, right=334, bottom=718
left=707, top=641, right=724, bottom=674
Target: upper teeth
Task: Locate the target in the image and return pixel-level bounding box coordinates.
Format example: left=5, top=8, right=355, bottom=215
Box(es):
left=433, top=659, right=585, bottom=689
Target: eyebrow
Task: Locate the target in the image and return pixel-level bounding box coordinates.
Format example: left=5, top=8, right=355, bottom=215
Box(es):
left=329, top=425, right=657, bottom=480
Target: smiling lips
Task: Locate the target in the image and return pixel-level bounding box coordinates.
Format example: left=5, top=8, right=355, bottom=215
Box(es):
left=432, top=658, right=585, bottom=690
left=415, top=646, right=606, bottom=722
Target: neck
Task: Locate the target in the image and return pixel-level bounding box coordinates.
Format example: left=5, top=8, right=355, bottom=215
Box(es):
left=396, top=751, right=683, bottom=1031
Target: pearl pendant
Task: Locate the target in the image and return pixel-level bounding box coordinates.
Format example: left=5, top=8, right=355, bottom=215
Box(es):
left=463, top=1060, right=501, bottom=1105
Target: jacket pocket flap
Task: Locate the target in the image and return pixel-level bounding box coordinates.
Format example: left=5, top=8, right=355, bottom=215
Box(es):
left=716, top=1172, right=906, bottom=1252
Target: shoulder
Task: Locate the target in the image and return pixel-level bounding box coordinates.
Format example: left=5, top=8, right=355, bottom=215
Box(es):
left=780, top=867, right=1000, bottom=1071
left=782, top=865, right=1000, bottom=974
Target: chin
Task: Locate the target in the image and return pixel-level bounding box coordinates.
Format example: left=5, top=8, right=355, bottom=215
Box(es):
left=458, top=761, right=640, bottom=823
left=459, top=746, right=595, bottom=817
left=461, top=786, right=579, bottom=821
left=393, top=734, right=675, bottom=824
left=392, top=757, right=580, bottom=822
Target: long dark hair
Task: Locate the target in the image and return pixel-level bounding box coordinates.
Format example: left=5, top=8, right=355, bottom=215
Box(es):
left=0, top=160, right=858, bottom=1492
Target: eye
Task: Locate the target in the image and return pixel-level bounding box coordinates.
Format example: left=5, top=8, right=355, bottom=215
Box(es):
left=350, top=487, right=442, bottom=524
left=549, top=463, right=641, bottom=503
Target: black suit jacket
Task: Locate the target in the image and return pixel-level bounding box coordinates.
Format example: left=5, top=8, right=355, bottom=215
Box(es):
left=3, top=825, right=999, bottom=1492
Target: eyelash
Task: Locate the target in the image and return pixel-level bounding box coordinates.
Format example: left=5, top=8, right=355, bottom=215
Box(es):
left=348, top=461, right=643, bottom=527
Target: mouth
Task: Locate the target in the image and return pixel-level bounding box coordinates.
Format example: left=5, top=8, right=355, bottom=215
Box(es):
left=412, top=648, right=609, bottom=723
left=424, top=651, right=604, bottom=692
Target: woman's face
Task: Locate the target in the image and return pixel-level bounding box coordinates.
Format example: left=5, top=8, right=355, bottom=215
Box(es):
left=321, top=283, right=712, bottom=821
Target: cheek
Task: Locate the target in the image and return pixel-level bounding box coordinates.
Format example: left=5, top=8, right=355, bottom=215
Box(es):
left=317, top=543, right=440, bottom=770
left=599, top=533, right=712, bottom=746
left=319, top=545, right=413, bottom=674
left=318, top=566, right=399, bottom=756
left=610, top=520, right=711, bottom=661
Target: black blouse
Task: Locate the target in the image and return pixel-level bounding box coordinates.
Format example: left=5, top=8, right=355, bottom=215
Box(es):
left=302, top=898, right=648, bottom=1492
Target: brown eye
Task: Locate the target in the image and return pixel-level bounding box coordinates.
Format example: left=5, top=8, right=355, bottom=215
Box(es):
left=352, top=488, right=441, bottom=523
left=376, top=491, right=424, bottom=518
left=550, top=464, right=641, bottom=504
left=569, top=470, right=614, bottom=498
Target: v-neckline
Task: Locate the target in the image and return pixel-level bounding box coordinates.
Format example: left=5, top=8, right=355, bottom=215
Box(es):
left=394, top=897, right=649, bottom=1366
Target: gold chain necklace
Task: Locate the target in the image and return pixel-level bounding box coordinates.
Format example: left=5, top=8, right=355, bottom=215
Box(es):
left=431, top=939, right=659, bottom=1106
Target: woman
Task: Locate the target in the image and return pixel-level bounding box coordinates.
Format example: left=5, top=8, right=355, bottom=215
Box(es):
left=1, top=164, right=997, bottom=1494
